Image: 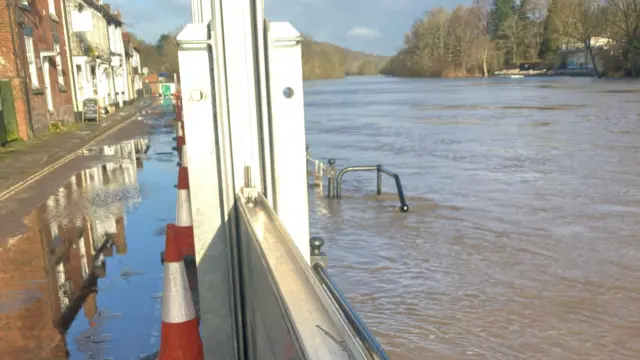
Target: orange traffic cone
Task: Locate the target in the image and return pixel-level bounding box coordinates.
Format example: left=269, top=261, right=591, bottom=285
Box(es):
left=173, top=119, right=183, bottom=141
left=173, top=119, right=185, bottom=158
left=159, top=224, right=203, bottom=360
left=176, top=162, right=195, bottom=258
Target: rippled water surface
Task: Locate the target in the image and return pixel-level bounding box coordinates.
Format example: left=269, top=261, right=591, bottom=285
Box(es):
left=305, top=76, right=640, bottom=359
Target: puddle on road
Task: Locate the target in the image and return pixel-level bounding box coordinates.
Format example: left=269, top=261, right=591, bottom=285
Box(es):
left=0, top=127, right=181, bottom=360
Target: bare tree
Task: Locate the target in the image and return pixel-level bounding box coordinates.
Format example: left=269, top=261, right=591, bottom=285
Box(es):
left=602, top=0, right=640, bottom=76
left=527, top=0, right=549, bottom=55
left=448, top=6, right=479, bottom=74
left=499, top=14, right=524, bottom=64
left=471, top=0, right=495, bottom=76
left=555, top=0, right=604, bottom=76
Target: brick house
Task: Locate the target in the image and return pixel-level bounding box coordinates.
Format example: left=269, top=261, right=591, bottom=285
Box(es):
left=0, top=0, right=74, bottom=141
left=144, top=73, right=160, bottom=95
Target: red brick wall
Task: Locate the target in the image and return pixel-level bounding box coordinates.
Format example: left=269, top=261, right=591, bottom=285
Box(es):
left=49, top=0, right=74, bottom=122
left=0, top=1, right=28, bottom=139
left=0, top=0, right=74, bottom=139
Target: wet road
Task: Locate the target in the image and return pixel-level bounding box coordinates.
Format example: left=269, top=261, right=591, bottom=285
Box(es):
left=305, top=76, right=640, bottom=359
left=0, top=102, right=180, bottom=359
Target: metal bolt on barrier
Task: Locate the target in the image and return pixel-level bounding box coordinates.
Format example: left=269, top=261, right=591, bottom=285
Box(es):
left=310, top=236, right=327, bottom=268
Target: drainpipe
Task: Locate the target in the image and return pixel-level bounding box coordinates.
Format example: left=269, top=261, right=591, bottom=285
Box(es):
left=106, top=23, right=118, bottom=109
left=110, top=64, right=117, bottom=108
left=60, top=0, right=80, bottom=121
left=7, top=1, right=35, bottom=136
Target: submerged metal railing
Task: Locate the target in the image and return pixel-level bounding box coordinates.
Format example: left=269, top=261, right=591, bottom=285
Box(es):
left=310, top=237, right=390, bottom=360
left=326, top=159, right=409, bottom=212
left=306, top=145, right=324, bottom=187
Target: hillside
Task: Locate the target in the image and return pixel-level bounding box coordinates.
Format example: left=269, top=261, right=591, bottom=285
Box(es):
left=135, top=32, right=386, bottom=82
left=301, top=38, right=388, bottom=80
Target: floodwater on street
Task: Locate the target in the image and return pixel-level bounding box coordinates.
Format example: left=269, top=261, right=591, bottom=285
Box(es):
left=305, top=76, right=640, bottom=359
left=0, top=105, right=180, bottom=359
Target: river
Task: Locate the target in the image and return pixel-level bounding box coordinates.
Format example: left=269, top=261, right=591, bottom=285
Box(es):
left=305, top=76, right=640, bottom=359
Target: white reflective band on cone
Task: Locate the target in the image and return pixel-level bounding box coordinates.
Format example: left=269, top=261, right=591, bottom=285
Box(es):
left=176, top=190, right=193, bottom=226
left=180, top=144, right=187, bottom=166
left=162, top=262, right=196, bottom=323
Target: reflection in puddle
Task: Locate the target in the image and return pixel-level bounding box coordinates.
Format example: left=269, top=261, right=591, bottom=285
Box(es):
left=0, top=138, right=149, bottom=359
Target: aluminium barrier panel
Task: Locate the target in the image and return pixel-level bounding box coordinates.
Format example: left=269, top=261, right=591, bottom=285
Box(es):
left=237, top=189, right=370, bottom=360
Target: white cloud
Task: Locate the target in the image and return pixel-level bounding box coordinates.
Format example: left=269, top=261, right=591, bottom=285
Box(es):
left=346, top=26, right=381, bottom=39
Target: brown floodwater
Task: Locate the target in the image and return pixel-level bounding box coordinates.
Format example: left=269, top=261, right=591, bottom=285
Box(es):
left=305, top=76, right=640, bottom=359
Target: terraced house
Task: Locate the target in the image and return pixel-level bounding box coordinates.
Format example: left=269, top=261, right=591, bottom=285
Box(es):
left=0, top=0, right=74, bottom=142
left=62, top=0, right=125, bottom=119
left=122, top=32, right=144, bottom=101
left=0, top=0, right=142, bottom=144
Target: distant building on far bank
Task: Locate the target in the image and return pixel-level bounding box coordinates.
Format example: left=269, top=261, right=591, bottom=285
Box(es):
left=559, top=37, right=613, bottom=71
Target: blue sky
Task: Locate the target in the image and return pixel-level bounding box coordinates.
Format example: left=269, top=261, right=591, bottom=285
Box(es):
left=108, top=0, right=466, bottom=55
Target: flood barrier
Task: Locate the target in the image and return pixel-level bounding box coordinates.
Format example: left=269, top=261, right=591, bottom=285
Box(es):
left=237, top=189, right=376, bottom=359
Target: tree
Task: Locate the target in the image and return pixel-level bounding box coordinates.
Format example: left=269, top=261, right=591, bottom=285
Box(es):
left=602, top=0, right=640, bottom=76
left=498, top=13, right=526, bottom=64
left=156, top=34, right=179, bottom=77
left=489, top=0, right=517, bottom=37
left=448, top=6, right=479, bottom=74
left=557, top=0, right=605, bottom=76
left=383, top=3, right=503, bottom=77
left=471, top=0, right=498, bottom=76
left=539, top=0, right=560, bottom=60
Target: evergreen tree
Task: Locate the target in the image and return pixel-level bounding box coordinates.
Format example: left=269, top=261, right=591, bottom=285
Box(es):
left=517, top=0, right=530, bottom=21
left=489, top=0, right=517, bottom=37
left=538, top=0, right=559, bottom=60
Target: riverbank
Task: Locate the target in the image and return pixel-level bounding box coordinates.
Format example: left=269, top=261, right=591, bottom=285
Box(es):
left=376, top=69, right=604, bottom=80
left=495, top=68, right=598, bottom=77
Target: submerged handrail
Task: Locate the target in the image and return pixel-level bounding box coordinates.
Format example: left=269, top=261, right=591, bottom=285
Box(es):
left=332, top=164, right=409, bottom=212
left=312, top=263, right=391, bottom=360
left=309, top=237, right=390, bottom=360
left=306, top=146, right=324, bottom=187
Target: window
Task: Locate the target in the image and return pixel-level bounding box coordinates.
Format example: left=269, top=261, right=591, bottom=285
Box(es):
left=54, top=43, right=64, bottom=86
left=24, top=35, right=38, bottom=89
left=47, top=0, right=57, bottom=19
left=75, top=65, right=83, bottom=90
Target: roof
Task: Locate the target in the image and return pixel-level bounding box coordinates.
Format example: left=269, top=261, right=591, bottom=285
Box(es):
left=82, top=0, right=124, bottom=26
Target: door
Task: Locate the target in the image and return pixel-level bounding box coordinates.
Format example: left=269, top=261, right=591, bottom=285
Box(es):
left=43, top=60, right=54, bottom=113
left=0, top=80, right=19, bottom=144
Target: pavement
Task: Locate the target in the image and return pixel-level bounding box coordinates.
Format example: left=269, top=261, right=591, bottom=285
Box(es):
left=0, top=98, right=157, bottom=201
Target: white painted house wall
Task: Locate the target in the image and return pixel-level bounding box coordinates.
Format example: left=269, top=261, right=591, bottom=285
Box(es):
left=108, top=23, right=128, bottom=107
left=65, top=0, right=114, bottom=110
left=132, top=49, right=142, bottom=93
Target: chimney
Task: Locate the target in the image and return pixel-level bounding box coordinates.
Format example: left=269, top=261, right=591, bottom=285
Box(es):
left=113, top=10, right=121, bottom=21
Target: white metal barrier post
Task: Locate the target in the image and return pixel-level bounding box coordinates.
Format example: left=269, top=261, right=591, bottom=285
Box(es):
left=176, top=23, right=236, bottom=359
left=267, top=22, right=311, bottom=263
